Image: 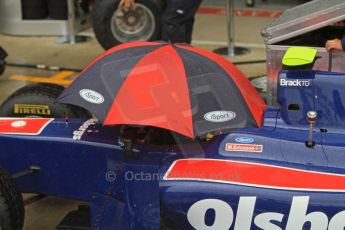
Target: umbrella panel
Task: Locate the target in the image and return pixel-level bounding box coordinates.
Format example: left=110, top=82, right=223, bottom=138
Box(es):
left=175, top=47, right=257, bottom=137
left=104, top=45, right=194, bottom=138
left=187, top=73, right=254, bottom=137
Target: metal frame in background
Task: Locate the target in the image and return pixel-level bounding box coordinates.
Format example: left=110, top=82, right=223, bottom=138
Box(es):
left=214, top=0, right=250, bottom=56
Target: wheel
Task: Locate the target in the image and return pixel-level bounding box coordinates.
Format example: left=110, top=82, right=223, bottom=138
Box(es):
left=0, top=83, right=91, bottom=118
left=93, top=0, right=163, bottom=50
left=0, top=167, right=25, bottom=230
left=245, top=0, right=255, bottom=7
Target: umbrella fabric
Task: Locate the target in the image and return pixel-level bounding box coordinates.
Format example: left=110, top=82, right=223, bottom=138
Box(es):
left=57, top=41, right=266, bottom=138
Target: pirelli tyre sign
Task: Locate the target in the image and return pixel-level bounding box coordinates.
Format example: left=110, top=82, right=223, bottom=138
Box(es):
left=14, top=104, right=51, bottom=116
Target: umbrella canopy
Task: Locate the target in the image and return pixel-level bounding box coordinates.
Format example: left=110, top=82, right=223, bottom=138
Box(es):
left=57, top=41, right=266, bottom=138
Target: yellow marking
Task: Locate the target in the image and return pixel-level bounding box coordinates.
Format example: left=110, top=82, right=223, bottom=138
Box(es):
left=50, top=71, right=75, bottom=81
left=9, top=71, right=75, bottom=85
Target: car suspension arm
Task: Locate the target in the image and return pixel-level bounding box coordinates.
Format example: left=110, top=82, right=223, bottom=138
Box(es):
left=12, top=166, right=41, bottom=179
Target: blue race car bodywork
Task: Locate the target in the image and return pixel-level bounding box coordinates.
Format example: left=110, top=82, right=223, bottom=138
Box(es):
left=1, top=68, right=345, bottom=229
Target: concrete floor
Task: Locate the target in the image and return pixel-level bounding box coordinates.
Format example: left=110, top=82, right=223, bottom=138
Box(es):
left=0, top=1, right=304, bottom=229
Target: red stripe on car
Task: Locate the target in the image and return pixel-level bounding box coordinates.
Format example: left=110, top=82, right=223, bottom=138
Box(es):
left=0, top=118, right=53, bottom=135
left=164, top=159, right=345, bottom=191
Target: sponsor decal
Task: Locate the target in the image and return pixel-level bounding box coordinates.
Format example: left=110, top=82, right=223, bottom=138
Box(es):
left=11, top=120, right=27, bottom=128
left=73, top=119, right=97, bottom=140
left=235, top=137, right=254, bottom=144
left=187, top=197, right=345, bottom=230
left=226, top=143, right=263, bottom=152
left=14, top=104, right=51, bottom=116
left=204, top=111, right=236, bottom=123
left=280, top=78, right=311, bottom=87
left=0, top=118, right=53, bottom=135
left=79, top=89, right=104, bottom=104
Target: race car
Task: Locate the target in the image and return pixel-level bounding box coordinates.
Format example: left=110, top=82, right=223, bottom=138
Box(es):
left=0, top=46, right=345, bottom=230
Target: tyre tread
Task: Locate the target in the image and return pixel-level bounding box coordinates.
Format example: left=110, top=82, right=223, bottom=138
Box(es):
left=0, top=167, right=24, bottom=230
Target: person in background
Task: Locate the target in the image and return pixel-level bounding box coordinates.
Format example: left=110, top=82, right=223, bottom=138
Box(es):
left=325, top=35, right=345, bottom=51
left=119, top=0, right=203, bottom=44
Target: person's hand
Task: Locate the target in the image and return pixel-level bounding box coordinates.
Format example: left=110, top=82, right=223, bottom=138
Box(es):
left=119, top=0, right=135, bottom=9
left=325, top=39, right=343, bottom=51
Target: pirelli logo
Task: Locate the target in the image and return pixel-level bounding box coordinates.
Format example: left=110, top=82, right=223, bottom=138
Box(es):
left=226, top=143, right=263, bottom=153
left=14, top=104, right=51, bottom=116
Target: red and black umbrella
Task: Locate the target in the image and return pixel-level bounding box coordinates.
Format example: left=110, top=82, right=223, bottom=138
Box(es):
left=57, top=41, right=266, bottom=138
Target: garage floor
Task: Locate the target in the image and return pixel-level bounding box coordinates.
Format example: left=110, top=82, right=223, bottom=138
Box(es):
left=0, top=0, right=308, bottom=229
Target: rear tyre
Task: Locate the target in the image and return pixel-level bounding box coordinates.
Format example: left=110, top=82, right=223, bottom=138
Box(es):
left=0, top=83, right=91, bottom=118
left=0, top=167, right=25, bottom=230
left=93, top=0, right=163, bottom=50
